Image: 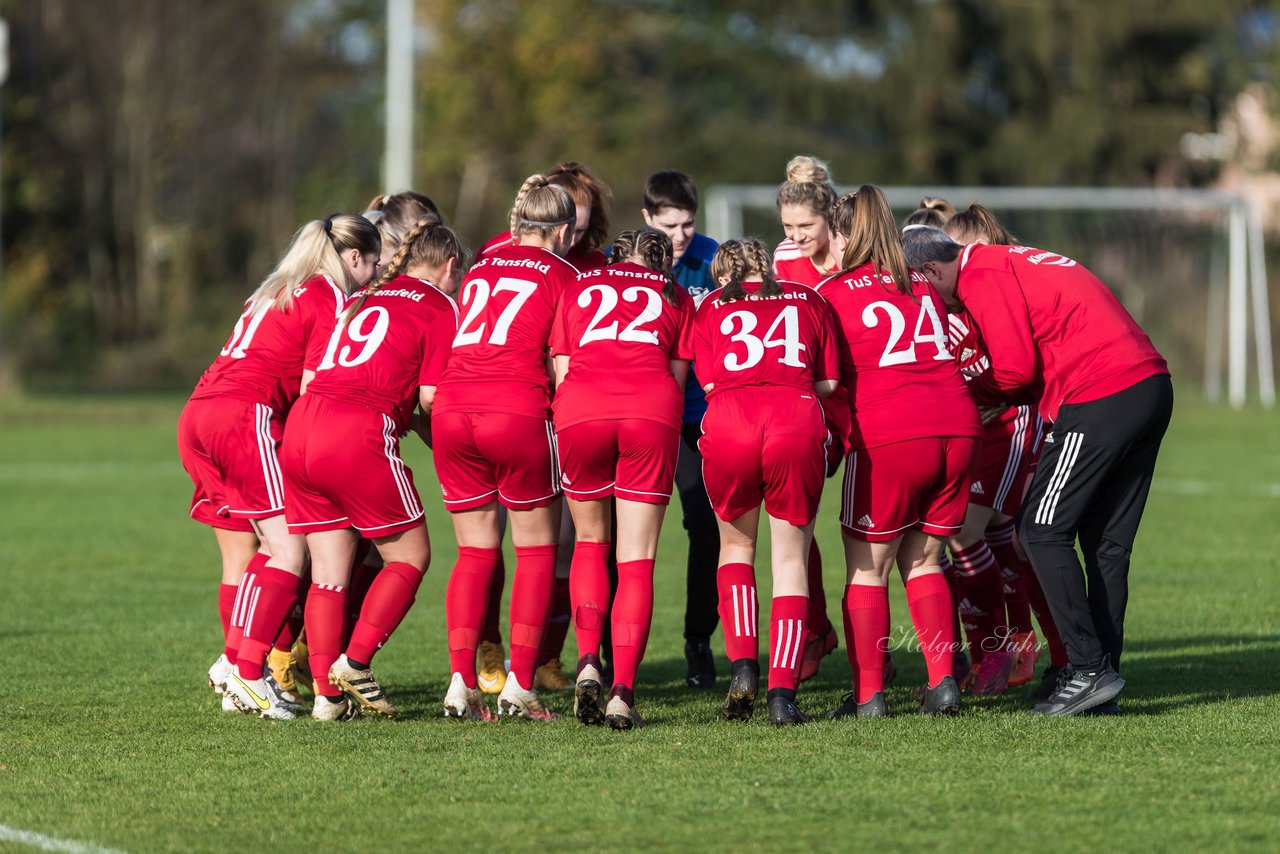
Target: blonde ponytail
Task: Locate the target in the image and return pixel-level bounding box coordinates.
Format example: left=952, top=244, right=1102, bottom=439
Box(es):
left=248, top=215, right=380, bottom=312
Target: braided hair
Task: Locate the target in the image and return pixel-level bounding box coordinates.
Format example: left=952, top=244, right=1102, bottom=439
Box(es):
left=344, top=217, right=466, bottom=323
left=609, top=227, right=679, bottom=306
left=712, top=238, right=781, bottom=303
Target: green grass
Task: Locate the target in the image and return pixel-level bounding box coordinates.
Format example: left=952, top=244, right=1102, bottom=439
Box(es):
left=1, top=393, right=1278, bottom=852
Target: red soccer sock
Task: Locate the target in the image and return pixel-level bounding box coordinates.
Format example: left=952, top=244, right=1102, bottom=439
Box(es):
left=716, top=563, right=759, bottom=663
left=236, top=566, right=302, bottom=681
left=509, top=544, right=558, bottom=688
left=480, top=552, right=506, bottom=646
left=844, top=584, right=890, bottom=703
left=805, top=540, right=832, bottom=634
left=346, top=561, right=424, bottom=666
left=538, top=574, right=573, bottom=665
left=272, top=570, right=310, bottom=653
left=445, top=547, right=501, bottom=688
left=570, top=542, right=612, bottom=663
left=906, top=572, right=957, bottom=688
left=305, top=583, right=347, bottom=697
left=768, top=595, right=808, bottom=692
left=218, top=583, right=237, bottom=651
left=226, top=553, right=269, bottom=664
left=951, top=540, right=1007, bottom=661
left=345, top=559, right=382, bottom=640
left=987, top=520, right=1032, bottom=634
left=610, top=559, right=655, bottom=691
left=1024, top=563, right=1070, bottom=668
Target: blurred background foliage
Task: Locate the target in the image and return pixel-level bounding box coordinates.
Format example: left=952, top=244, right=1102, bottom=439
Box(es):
left=0, top=0, right=1276, bottom=390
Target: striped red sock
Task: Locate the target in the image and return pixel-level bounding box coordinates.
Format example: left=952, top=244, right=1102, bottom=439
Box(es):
left=445, top=547, right=501, bottom=688
left=236, top=566, right=301, bottom=681
left=987, top=520, right=1032, bottom=634
left=906, top=573, right=957, bottom=688
left=951, top=540, right=1007, bottom=660
left=226, top=553, right=268, bottom=664
left=609, top=559, right=655, bottom=691
left=347, top=562, right=423, bottom=665
left=570, top=542, right=612, bottom=662
left=305, top=583, right=347, bottom=697
left=768, top=595, right=808, bottom=691
left=509, top=544, right=558, bottom=688
left=716, top=563, right=758, bottom=663
left=844, top=584, right=889, bottom=703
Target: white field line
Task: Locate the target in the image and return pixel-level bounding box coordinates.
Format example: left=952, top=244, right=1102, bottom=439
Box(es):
left=1153, top=478, right=1280, bottom=498
left=0, top=824, right=128, bottom=854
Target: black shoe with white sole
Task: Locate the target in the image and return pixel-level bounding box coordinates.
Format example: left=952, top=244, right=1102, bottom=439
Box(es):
left=1031, top=659, right=1125, bottom=717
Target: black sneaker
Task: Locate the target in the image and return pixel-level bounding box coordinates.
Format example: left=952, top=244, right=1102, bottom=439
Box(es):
left=766, top=689, right=810, bottom=726
left=826, top=691, right=889, bottom=719
left=684, top=640, right=716, bottom=690
left=1031, top=665, right=1070, bottom=702
left=917, top=675, right=962, bottom=716
left=720, top=658, right=759, bottom=721
left=1082, top=698, right=1122, bottom=716
left=1031, top=660, right=1124, bottom=717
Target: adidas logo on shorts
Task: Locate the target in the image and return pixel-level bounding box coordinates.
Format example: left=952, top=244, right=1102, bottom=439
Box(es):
left=856, top=514, right=875, bottom=529
left=970, top=481, right=985, bottom=495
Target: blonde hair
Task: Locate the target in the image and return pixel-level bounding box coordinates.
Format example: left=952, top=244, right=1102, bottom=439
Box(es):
left=509, top=173, right=577, bottom=244
left=841, top=185, right=912, bottom=297
left=776, top=155, right=838, bottom=217
left=249, top=215, right=381, bottom=312
left=902, top=196, right=954, bottom=231
left=609, top=227, right=679, bottom=305
left=345, top=217, right=466, bottom=322
left=713, top=239, right=780, bottom=303
left=945, top=203, right=1019, bottom=246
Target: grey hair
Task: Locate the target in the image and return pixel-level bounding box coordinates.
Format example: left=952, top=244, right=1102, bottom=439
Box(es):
left=901, top=226, right=964, bottom=268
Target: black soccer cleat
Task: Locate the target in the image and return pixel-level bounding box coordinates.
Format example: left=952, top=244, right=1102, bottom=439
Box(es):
left=766, top=689, right=810, bottom=727
left=917, top=675, right=962, bottom=716
left=1031, top=659, right=1124, bottom=717
left=684, top=640, right=716, bottom=690
left=825, top=690, right=888, bottom=720
left=719, top=658, right=759, bottom=722
left=1031, top=665, right=1070, bottom=702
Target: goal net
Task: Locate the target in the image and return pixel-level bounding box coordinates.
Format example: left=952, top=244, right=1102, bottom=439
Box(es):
left=704, top=185, right=1275, bottom=409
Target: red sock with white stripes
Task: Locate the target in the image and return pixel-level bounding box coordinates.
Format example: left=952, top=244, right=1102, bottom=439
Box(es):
left=805, top=540, right=832, bottom=634
left=905, top=573, right=957, bottom=687
left=950, top=540, right=1007, bottom=661
left=768, top=595, right=808, bottom=691
left=844, top=584, right=890, bottom=703
left=716, top=563, right=759, bottom=662
left=509, top=544, right=558, bottom=689
left=218, top=583, right=237, bottom=653
left=346, top=562, right=424, bottom=667
left=986, top=519, right=1032, bottom=634
left=236, top=566, right=301, bottom=681
left=570, top=542, right=612, bottom=665
left=1023, top=562, right=1070, bottom=668
left=480, top=552, right=506, bottom=646
left=445, top=547, right=501, bottom=688
left=305, top=583, right=347, bottom=697
left=610, top=559, right=655, bottom=692
left=226, top=553, right=268, bottom=664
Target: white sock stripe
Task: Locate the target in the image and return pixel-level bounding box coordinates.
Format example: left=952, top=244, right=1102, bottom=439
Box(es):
left=772, top=619, right=786, bottom=666
left=995, top=407, right=1030, bottom=508
left=244, top=586, right=261, bottom=637
left=230, top=576, right=248, bottom=628
left=732, top=584, right=743, bottom=638
left=789, top=619, right=805, bottom=670
left=1036, top=431, right=1083, bottom=526
left=750, top=587, right=758, bottom=637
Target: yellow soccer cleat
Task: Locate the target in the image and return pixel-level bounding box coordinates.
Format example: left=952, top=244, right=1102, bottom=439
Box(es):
left=533, top=657, right=574, bottom=692
left=329, top=655, right=399, bottom=718
left=477, top=641, right=507, bottom=695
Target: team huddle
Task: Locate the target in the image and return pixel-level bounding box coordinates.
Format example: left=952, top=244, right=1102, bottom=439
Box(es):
left=179, top=156, right=1172, bottom=728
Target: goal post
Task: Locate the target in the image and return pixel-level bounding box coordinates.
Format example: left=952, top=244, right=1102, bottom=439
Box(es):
left=704, top=185, right=1274, bottom=409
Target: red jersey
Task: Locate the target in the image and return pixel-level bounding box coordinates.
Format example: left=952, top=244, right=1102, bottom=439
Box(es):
left=954, top=243, right=1169, bottom=423
left=772, top=238, right=839, bottom=287
left=303, top=275, right=459, bottom=433
left=478, top=230, right=607, bottom=273
left=551, top=262, right=696, bottom=430
left=816, top=264, right=980, bottom=449
left=433, top=244, right=577, bottom=418
left=189, top=274, right=347, bottom=412
left=693, top=280, right=839, bottom=398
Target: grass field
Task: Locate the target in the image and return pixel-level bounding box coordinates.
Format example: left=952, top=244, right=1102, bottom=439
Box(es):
left=1, top=393, right=1278, bottom=852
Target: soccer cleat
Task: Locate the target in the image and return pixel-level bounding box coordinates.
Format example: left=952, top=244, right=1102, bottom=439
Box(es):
left=208, top=654, right=232, bottom=696
left=766, top=689, right=811, bottom=726
left=329, top=654, right=399, bottom=718
left=1031, top=665, right=1070, bottom=702
left=573, top=663, right=605, bottom=726
left=497, top=672, right=559, bottom=721
left=917, top=675, right=962, bottom=716
left=221, top=694, right=238, bottom=713
left=798, top=624, right=838, bottom=683
left=604, top=695, right=644, bottom=730
left=828, top=690, right=890, bottom=719
left=312, top=694, right=361, bottom=722
left=443, top=672, right=496, bottom=722
left=1031, top=660, right=1124, bottom=717
left=268, top=647, right=309, bottom=697
left=476, top=641, right=507, bottom=695
left=684, top=640, right=716, bottom=690
left=533, top=657, right=574, bottom=691
left=225, top=671, right=297, bottom=721
left=292, top=633, right=312, bottom=685
left=719, top=658, right=759, bottom=722
left=1007, top=630, right=1038, bottom=687
left=968, top=647, right=1016, bottom=696
left=264, top=669, right=304, bottom=712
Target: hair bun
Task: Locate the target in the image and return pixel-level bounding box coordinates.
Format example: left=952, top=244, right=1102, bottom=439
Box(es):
left=785, top=155, right=831, bottom=186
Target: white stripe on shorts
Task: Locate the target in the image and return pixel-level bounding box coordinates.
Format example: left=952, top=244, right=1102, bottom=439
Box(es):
left=381, top=415, right=422, bottom=519
left=994, top=406, right=1030, bottom=510
left=255, top=404, right=284, bottom=510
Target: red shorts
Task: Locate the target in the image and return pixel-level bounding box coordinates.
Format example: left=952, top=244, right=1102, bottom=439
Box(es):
left=281, top=394, right=424, bottom=537
left=968, top=406, right=1038, bottom=515
left=177, top=396, right=285, bottom=528
left=431, top=410, right=560, bottom=512
left=556, top=418, right=679, bottom=505
left=699, top=388, right=829, bottom=527
left=841, top=436, right=981, bottom=542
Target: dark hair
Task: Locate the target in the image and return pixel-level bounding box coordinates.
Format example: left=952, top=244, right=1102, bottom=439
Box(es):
left=365, top=191, right=444, bottom=243
left=712, top=238, right=780, bottom=302
left=946, top=203, right=1019, bottom=245
left=346, top=217, right=466, bottom=322
left=609, top=227, right=680, bottom=305
left=548, top=161, right=612, bottom=255
left=841, top=185, right=913, bottom=297
left=901, top=226, right=965, bottom=268
left=828, top=191, right=858, bottom=242
left=643, top=170, right=699, bottom=214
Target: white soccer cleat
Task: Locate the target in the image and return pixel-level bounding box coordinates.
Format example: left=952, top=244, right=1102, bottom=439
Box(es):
left=497, top=672, right=559, bottom=721
left=221, top=694, right=238, bottom=713
left=443, top=672, right=496, bottom=722
left=573, top=663, right=605, bottom=726
left=208, top=654, right=232, bottom=696
left=311, top=694, right=361, bottom=722
left=225, top=669, right=297, bottom=721
left=329, top=654, right=399, bottom=718
left=604, top=695, right=644, bottom=731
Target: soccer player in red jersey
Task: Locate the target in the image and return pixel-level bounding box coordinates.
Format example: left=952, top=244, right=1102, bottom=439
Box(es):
left=693, top=239, right=840, bottom=726
left=281, top=218, right=463, bottom=721
left=817, top=187, right=982, bottom=719
left=551, top=227, right=696, bottom=729
left=903, top=225, right=1173, bottom=717
left=177, top=214, right=382, bottom=720
left=433, top=174, right=580, bottom=721
left=770, top=155, right=843, bottom=679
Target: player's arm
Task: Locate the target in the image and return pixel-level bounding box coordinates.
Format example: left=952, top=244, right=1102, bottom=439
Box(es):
left=553, top=354, right=570, bottom=387
left=814, top=379, right=837, bottom=397
left=961, top=270, right=1036, bottom=402
left=300, top=368, right=316, bottom=394
left=670, top=358, right=690, bottom=390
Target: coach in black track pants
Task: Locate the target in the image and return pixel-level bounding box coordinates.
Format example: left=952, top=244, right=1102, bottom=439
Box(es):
left=904, top=228, right=1172, bottom=716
